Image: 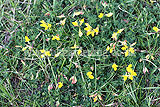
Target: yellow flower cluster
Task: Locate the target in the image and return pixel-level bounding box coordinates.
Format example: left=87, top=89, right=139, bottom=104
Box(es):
left=72, top=18, right=84, bottom=27
left=98, top=12, right=113, bottom=18
left=106, top=38, right=136, bottom=57
left=145, top=54, right=155, bottom=60
left=106, top=43, right=116, bottom=53
left=77, top=49, right=82, bottom=55
left=71, top=44, right=79, bottom=49
left=105, top=12, right=113, bottom=17
left=70, top=44, right=82, bottom=55
left=111, top=29, right=124, bottom=41
left=112, top=63, right=118, bottom=71
left=86, top=71, right=94, bottom=79
left=60, top=18, right=66, bottom=26
left=72, top=18, right=84, bottom=37
left=122, top=64, right=137, bottom=81
left=52, top=35, right=60, bottom=41
left=40, top=20, right=51, bottom=30
left=89, top=93, right=102, bottom=102
left=22, top=46, right=32, bottom=51
left=121, top=43, right=135, bottom=57
left=25, top=36, right=30, bottom=42
left=58, top=82, right=63, bottom=88
left=22, top=36, right=31, bottom=51
left=22, top=47, right=28, bottom=51
left=98, top=13, right=104, bottom=18
left=84, top=23, right=99, bottom=37
left=56, top=17, right=67, bottom=26
left=40, top=49, right=51, bottom=58
left=153, top=26, right=159, bottom=32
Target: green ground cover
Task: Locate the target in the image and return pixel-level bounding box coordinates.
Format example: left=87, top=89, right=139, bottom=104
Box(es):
left=0, top=0, right=160, bottom=106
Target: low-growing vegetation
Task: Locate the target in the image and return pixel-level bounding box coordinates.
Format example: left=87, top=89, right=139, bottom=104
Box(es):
left=0, top=0, right=160, bottom=106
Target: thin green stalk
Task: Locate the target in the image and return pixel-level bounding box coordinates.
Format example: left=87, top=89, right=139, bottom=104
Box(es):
left=48, top=57, right=57, bottom=86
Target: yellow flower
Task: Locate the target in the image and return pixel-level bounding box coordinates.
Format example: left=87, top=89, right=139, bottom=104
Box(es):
left=130, top=70, right=137, bottom=76
left=124, top=47, right=134, bottom=57
left=41, top=54, right=45, bottom=58
left=150, top=0, right=154, bottom=3
left=128, top=68, right=134, bottom=73
left=40, top=49, right=51, bottom=58
left=112, top=63, right=118, bottom=71
left=22, top=47, right=27, bottom=51
left=121, top=45, right=128, bottom=50
left=52, top=36, right=60, bottom=41
left=84, top=23, right=98, bottom=37
left=45, top=51, right=51, bottom=57
left=117, top=29, right=124, bottom=34
left=40, top=20, right=51, bottom=30
left=25, top=36, right=30, bottom=42
left=88, top=75, right=94, bottom=79
left=126, top=64, right=137, bottom=76
left=71, top=44, right=78, bottom=49
left=85, top=29, right=92, bottom=35
left=87, top=71, right=94, bottom=79
left=111, top=32, right=118, bottom=40
left=58, top=82, right=63, bottom=88
left=91, top=30, right=95, bottom=37
left=79, top=18, right=84, bottom=26
left=60, top=18, right=66, bottom=26
left=40, top=49, right=45, bottom=53
left=105, top=13, right=113, bottom=17
left=110, top=48, right=113, bottom=53
left=126, top=64, right=133, bottom=73
left=84, top=23, right=92, bottom=31
left=54, top=52, right=61, bottom=58
left=48, top=23, right=51, bottom=28
left=125, top=50, right=129, bottom=57
left=94, top=96, right=98, bottom=102
left=122, top=75, right=128, bottom=81
left=128, top=75, right=133, bottom=80
left=77, top=49, right=82, bottom=55
left=123, top=64, right=137, bottom=81
left=153, top=26, right=159, bottom=32
left=79, top=28, right=83, bottom=37
left=128, top=64, right=132, bottom=68
left=72, top=20, right=79, bottom=27
left=151, top=55, right=154, bottom=60
left=86, top=30, right=92, bottom=36
left=40, top=20, right=45, bottom=23
left=93, top=26, right=99, bottom=35
left=90, top=93, right=102, bottom=102
left=129, top=47, right=134, bottom=54
left=87, top=71, right=92, bottom=76
left=106, top=46, right=110, bottom=51
left=85, top=23, right=91, bottom=27
left=98, top=13, right=104, bottom=18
